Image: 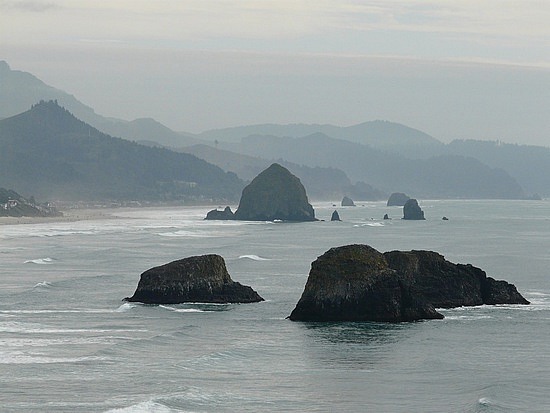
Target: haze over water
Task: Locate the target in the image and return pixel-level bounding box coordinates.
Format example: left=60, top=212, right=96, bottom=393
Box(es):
left=1, top=200, right=549, bottom=412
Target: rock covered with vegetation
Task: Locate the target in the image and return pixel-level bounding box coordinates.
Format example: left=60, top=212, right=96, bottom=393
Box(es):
left=125, top=254, right=264, bottom=304
left=289, top=244, right=528, bottom=322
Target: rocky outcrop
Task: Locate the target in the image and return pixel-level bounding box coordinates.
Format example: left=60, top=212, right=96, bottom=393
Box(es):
left=331, top=210, right=341, bottom=221
left=232, top=163, right=316, bottom=222
left=383, top=213, right=390, bottom=220
left=403, top=198, right=425, bottom=220
left=125, top=254, right=264, bottom=304
left=341, top=196, right=355, bottom=207
left=288, top=244, right=528, bottom=322
left=387, top=192, right=410, bottom=206
left=205, top=206, right=235, bottom=220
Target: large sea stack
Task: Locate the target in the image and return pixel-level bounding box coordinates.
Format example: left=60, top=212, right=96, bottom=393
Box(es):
left=403, top=198, right=425, bottom=220
left=288, top=244, right=528, bottom=322
left=232, top=163, right=316, bottom=222
left=125, top=254, right=264, bottom=304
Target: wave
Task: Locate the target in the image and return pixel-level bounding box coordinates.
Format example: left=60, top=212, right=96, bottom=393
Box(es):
left=115, top=302, right=137, bottom=312
left=0, top=321, right=147, bottom=334
left=33, top=281, right=53, bottom=288
left=238, top=254, right=271, bottom=261
left=0, top=352, right=108, bottom=365
left=103, top=399, right=185, bottom=413
left=159, top=305, right=206, bottom=313
left=24, top=257, right=55, bottom=264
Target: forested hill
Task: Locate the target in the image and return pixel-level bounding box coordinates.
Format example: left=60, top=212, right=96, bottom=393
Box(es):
left=0, top=101, right=244, bottom=202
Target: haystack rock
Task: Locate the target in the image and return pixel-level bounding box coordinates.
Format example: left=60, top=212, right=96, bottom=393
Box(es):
left=403, top=198, right=425, bottom=220
left=341, top=196, right=355, bottom=207
left=387, top=192, right=410, bottom=206
left=232, top=163, right=316, bottom=222
left=288, top=244, right=528, bottom=322
left=125, top=254, right=264, bottom=304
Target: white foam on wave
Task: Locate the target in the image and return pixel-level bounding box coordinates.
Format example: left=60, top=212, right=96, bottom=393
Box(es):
left=115, top=302, right=137, bottom=312
left=238, top=254, right=271, bottom=261
left=33, top=281, right=53, bottom=288
left=362, top=222, right=384, bottom=227
left=24, top=257, right=55, bottom=265
left=443, top=315, right=493, bottom=321
left=0, top=352, right=108, bottom=365
left=0, top=308, right=127, bottom=314
left=0, top=321, right=147, bottom=334
left=103, top=400, right=181, bottom=413
left=159, top=305, right=206, bottom=313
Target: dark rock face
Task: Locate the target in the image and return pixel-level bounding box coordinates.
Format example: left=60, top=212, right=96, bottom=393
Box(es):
left=403, top=198, right=425, bottom=220
left=383, top=213, right=390, bottom=220
left=289, top=244, right=528, bottom=322
left=331, top=210, right=341, bottom=221
left=125, top=254, right=264, bottom=304
left=205, top=206, right=235, bottom=220
left=384, top=250, right=529, bottom=308
left=341, top=196, right=355, bottom=207
left=233, top=163, right=316, bottom=222
left=387, top=192, right=410, bottom=206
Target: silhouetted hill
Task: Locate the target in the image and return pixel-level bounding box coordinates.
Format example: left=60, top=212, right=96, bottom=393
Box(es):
left=184, top=144, right=385, bottom=200
left=0, top=101, right=243, bottom=202
left=222, top=133, right=525, bottom=199
left=0, top=61, right=199, bottom=148
left=199, top=120, right=444, bottom=157
left=446, top=140, right=550, bottom=197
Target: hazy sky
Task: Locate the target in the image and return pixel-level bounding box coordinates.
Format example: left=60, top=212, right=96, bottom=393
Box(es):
left=1, top=1, right=549, bottom=144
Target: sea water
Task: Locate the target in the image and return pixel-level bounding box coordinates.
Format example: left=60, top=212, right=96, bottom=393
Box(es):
left=0, top=200, right=549, bottom=412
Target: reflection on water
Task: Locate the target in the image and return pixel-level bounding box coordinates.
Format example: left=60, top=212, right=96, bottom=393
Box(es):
left=299, top=321, right=416, bottom=368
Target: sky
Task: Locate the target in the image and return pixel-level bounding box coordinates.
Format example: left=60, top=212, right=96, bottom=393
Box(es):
left=1, top=0, right=549, bottom=144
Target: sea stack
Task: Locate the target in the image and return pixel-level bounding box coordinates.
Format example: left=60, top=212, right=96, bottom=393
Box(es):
left=205, top=206, right=235, bottom=220
left=331, top=210, right=341, bottom=221
left=341, top=196, right=355, bottom=207
left=125, top=254, right=264, bottom=304
left=387, top=192, right=410, bottom=207
left=288, top=244, right=528, bottom=322
left=232, top=163, right=316, bottom=222
left=403, top=199, right=425, bottom=220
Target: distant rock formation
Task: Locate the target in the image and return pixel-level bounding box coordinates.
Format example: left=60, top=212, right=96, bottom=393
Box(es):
left=232, top=163, right=317, bottom=222
left=383, top=213, right=390, bottom=220
left=0, top=188, right=61, bottom=218
left=125, top=254, right=264, bottom=304
left=403, top=199, right=425, bottom=220
left=288, top=244, right=528, bottom=322
left=341, top=196, right=355, bottom=207
left=387, top=192, right=410, bottom=206
left=331, top=210, right=341, bottom=221
left=442, top=216, right=449, bottom=221
left=205, top=206, right=235, bottom=220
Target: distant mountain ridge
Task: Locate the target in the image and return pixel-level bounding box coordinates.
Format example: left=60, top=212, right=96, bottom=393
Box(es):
left=0, top=101, right=244, bottom=202
left=0, top=60, right=200, bottom=148
left=199, top=120, right=444, bottom=156
left=218, top=133, right=525, bottom=199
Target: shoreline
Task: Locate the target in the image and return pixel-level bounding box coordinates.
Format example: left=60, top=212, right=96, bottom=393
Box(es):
left=0, top=208, right=120, bottom=226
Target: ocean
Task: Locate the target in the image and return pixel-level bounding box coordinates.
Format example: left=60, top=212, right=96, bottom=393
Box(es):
left=1, top=200, right=549, bottom=412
